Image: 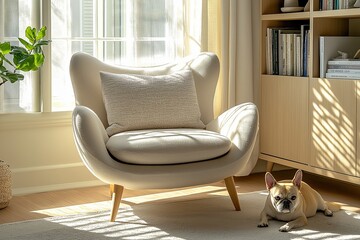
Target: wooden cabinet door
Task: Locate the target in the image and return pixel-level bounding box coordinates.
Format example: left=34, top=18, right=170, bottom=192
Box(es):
left=358, top=81, right=360, bottom=177
left=260, top=75, right=309, bottom=164
left=311, top=78, right=356, bottom=176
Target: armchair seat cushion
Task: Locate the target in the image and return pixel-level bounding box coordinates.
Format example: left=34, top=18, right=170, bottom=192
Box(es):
left=106, top=129, right=232, bottom=165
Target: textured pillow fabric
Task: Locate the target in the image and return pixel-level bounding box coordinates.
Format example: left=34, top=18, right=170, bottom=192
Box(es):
left=100, top=70, right=205, bottom=136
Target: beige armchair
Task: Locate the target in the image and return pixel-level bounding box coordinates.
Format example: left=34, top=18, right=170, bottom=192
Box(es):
left=70, top=52, right=259, bottom=222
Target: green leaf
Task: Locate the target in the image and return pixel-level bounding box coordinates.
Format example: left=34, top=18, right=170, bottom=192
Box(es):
left=15, top=55, right=35, bottom=72
left=11, top=46, right=28, bottom=55
left=36, top=26, right=47, bottom=40
left=25, top=26, right=36, bottom=44
left=18, top=37, right=33, bottom=51
left=0, top=71, right=24, bottom=83
left=34, top=40, right=50, bottom=47
left=12, top=51, right=28, bottom=67
left=0, top=42, right=11, bottom=55
left=34, top=53, right=44, bottom=68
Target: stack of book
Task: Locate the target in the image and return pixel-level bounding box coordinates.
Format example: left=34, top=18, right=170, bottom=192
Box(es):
left=326, top=59, right=360, bottom=79
left=265, top=24, right=310, bottom=77
left=319, top=36, right=360, bottom=79
left=320, top=0, right=357, bottom=10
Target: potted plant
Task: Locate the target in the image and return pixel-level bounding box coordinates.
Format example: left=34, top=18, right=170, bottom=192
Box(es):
left=0, top=26, right=50, bottom=86
left=0, top=26, right=50, bottom=209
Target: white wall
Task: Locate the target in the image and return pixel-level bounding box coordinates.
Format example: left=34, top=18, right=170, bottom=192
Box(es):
left=0, top=112, right=103, bottom=195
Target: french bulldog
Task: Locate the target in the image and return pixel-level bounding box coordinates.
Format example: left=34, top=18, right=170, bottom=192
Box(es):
left=257, top=169, right=339, bottom=232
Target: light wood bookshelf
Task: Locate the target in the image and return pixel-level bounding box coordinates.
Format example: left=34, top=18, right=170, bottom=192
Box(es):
left=259, top=0, right=360, bottom=184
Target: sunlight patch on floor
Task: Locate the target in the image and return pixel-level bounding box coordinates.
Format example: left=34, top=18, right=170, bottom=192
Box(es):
left=47, top=207, right=185, bottom=239
left=32, top=200, right=120, bottom=216
left=121, top=186, right=224, bottom=204
left=290, top=229, right=360, bottom=240
left=32, top=186, right=224, bottom=217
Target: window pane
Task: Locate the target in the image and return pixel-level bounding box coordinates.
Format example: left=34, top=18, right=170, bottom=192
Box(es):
left=51, top=40, right=95, bottom=111
left=0, top=0, right=35, bottom=113
left=104, top=0, right=124, bottom=38
left=51, top=0, right=95, bottom=38
left=135, top=0, right=167, bottom=38
left=51, top=0, right=180, bottom=112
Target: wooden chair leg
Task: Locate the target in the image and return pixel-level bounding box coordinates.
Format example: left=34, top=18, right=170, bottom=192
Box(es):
left=109, top=184, right=115, bottom=197
left=266, top=161, right=274, bottom=172
left=110, top=184, right=124, bottom=222
left=224, top=176, right=241, bottom=211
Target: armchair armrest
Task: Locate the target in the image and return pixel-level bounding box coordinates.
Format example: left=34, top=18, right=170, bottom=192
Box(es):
left=72, top=106, right=114, bottom=167
left=206, top=102, right=259, bottom=156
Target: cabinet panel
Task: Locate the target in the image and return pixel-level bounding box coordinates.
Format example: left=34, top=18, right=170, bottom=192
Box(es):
left=358, top=81, right=360, bottom=177
left=260, top=75, right=309, bottom=164
left=311, top=78, right=356, bottom=176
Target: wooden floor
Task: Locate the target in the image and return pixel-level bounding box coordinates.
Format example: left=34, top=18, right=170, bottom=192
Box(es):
left=0, top=170, right=359, bottom=224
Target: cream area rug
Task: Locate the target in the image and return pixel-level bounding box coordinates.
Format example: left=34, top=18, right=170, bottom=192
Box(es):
left=1, top=191, right=359, bottom=240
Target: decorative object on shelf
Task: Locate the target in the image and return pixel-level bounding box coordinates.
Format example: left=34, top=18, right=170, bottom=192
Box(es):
left=304, top=1, right=310, bottom=11
left=335, top=50, right=349, bottom=59
left=0, top=160, right=12, bottom=209
left=281, top=0, right=304, bottom=12
left=355, top=0, right=360, bottom=8
left=354, top=49, right=360, bottom=59
left=0, top=26, right=50, bottom=87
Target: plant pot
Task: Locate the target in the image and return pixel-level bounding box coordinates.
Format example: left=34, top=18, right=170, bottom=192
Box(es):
left=0, top=160, right=12, bottom=209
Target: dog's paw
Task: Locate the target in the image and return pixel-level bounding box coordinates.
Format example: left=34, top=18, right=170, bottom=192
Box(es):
left=324, top=209, right=333, bottom=217
left=279, top=224, right=292, bottom=232
left=257, top=223, right=268, bottom=228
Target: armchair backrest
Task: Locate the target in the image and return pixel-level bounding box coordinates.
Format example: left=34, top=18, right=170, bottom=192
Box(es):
left=69, top=52, right=220, bottom=127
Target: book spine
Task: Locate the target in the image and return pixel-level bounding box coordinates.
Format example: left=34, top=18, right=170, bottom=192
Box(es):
left=320, top=36, right=325, bottom=78
left=278, top=33, right=284, bottom=75
left=306, top=31, right=310, bottom=77
left=303, top=30, right=309, bottom=77
left=328, top=64, right=360, bottom=69
left=300, top=25, right=308, bottom=76
left=326, top=72, right=360, bottom=79
left=266, top=28, right=272, bottom=75
left=296, top=36, right=301, bottom=76
left=328, top=0, right=333, bottom=9
left=328, top=68, right=360, bottom=73
left=273, top=29, right=279, bottom=75
left=281, top=33, right=287, bottom=75
left=294, top=35, right=297, bottom=76
left=328, top=60, right=360, bottom=65
left=286, top=34, right=294, bottom=76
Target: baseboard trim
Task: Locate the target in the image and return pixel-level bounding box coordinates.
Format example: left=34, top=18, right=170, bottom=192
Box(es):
left=11, top=162, right=84, bottom=173
left=13, top=180, right=106, bottom=196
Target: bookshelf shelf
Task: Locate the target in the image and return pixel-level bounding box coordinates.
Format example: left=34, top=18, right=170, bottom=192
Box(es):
left=312, top=8, right=360, bottom=18
left=259, top=0, right=360, bottom=184
left=262, top=12, right=310, bottom=21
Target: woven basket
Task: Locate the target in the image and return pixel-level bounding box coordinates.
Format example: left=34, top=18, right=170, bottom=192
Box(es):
left=0, top=160, right=12, bottom=209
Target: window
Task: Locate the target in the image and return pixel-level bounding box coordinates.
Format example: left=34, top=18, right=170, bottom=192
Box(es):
left=0, top=0, right=186, bottom=113
left=0, top=0, right=37, bottom=112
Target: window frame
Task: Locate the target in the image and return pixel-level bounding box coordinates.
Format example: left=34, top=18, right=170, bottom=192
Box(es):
left=1, top=0, right=184, bottom=114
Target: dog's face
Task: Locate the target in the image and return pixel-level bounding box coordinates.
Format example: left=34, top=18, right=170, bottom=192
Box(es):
left=268, top=182, right=300, bottom=213
left=265, top=170, right=302, bottom=214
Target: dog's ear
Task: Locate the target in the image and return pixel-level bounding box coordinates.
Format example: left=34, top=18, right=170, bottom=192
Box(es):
left=265, top=172, right=277, bottom=190
left=292, top=169, right=302, bottom=189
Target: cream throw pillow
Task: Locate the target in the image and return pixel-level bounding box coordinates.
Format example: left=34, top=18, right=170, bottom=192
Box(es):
left=100, top=70, right=205, bottom=136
